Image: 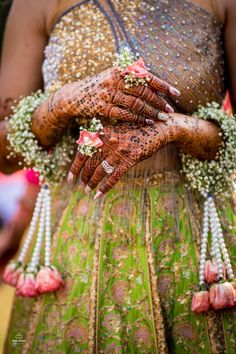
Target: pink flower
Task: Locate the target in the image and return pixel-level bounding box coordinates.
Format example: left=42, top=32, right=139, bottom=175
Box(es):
left=209, top=282, right=235, bottom=310
left=76, top=131, right=103, bottom=149
left=16, top=273, right=38, bottom=297
left=121, top=58, right=149, bottom=79
left=191, top=290, right=210, bottom=313
left=35, top=266, right=64, bottom=294
left=204, top=258, right=226, bottom=284
left=3, top=262, right=23, bottom=287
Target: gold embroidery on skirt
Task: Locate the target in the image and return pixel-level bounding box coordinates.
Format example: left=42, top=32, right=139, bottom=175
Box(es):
left=88, top=200, right=105, bottom=353
left=143, top=189, right=168, bottom=354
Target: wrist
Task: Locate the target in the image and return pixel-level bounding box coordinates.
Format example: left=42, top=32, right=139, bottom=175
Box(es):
left=31, top=91, right=71, bottom=148
left=168, top=113, right=221, bottom=160
left=156, top=113, right=184, bottom=144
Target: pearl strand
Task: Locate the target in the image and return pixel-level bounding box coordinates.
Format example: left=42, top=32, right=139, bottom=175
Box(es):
left=208, top=196, right=224, bottom=279
left=18, top=187, right=45, bottom=263
left=44, top=186, right=51, bottom=267
left=199, top=197, right=209, bottom=286
left=27, top=190, right=46, bottom=273
left=210, top=199, right=234, bottom=280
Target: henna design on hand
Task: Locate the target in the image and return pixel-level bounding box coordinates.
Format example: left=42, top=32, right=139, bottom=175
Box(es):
left=69, top=121, right=173, bottom=195
left=31, top=68, right=180, bottom=147
left=68, top=112, right=221, bottom=197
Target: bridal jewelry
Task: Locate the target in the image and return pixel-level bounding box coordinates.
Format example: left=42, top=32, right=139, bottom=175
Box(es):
left=3, top=91, right=75, bottom=297
left=114, top=47, right=150, bottom=88
left=76, top=117, right=104, bottom=156
left=181, top=103, right=236, bottom=313
left=101, top=160, right=115, bottom=174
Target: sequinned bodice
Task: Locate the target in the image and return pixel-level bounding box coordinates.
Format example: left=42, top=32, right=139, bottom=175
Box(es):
left=43, top=0, right=226, bottom=114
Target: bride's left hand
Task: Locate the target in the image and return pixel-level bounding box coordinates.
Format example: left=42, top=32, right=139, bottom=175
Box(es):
left=68, top=120, right=175, bottom=198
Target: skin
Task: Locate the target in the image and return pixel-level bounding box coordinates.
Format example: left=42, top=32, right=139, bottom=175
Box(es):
left=0, top=0, right=234, bottom=170
left=0, top=0, right=234, bottom=258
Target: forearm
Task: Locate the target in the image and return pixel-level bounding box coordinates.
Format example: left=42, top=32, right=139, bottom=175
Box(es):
left=165, top=113, right=222, bottom=160
left=31, top=92, right=71, bottom=148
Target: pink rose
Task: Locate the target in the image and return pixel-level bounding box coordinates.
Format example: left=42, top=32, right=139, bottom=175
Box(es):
left=191, top=290, right=209, bottom=314
left=16, top=273, right=38, bottom=297
left=204, top=258, right=226, bottom=284
left=121, top=58, right=149, bottom=79
left=3, top=262, right=23, bottom=287
left=209, top=282, right=235, bottom=310
left=76, top=131, right=103, bottom=149
left=35, top=266, right=64, bottom=294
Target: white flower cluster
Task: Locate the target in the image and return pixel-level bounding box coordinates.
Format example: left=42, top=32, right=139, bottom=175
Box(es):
left=114, top=47, right=149, bottom=89
left=181, top=102, right=236, bottom=196
left=122, top=74, right=150, bottom=89
left=114, top=47, right=136, bottom=70
left=87, top=117, right=103, bottom=133
left=7, top=91, right=75, bottom=184
left=78, top=117, right=103, bottom=157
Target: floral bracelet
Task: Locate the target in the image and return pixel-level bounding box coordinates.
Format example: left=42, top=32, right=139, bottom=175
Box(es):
left=181, top=103, right=236, bottom=314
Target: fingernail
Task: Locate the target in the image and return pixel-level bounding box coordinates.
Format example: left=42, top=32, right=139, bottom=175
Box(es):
left=85, top=186, right=92, bottom=195
left=158, top=112, right=169, bottom=121
left=94, top=191, right=104, bottom=200
left=67, top=172, right=74, bottom=184
left=169, top=87, right=180, bottom=96
left=165, top=104, right=174, bottom=113
left=78, top=181, right=85, bottom=191
left=146, top=119, right=154, bottom=125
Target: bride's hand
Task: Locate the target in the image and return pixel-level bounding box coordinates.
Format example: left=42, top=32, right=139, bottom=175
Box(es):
left=68, top=120, right=176, bottom=197
left=32, top=67, right=180, bottom=147
left=68, top=111, right=221, bottom=198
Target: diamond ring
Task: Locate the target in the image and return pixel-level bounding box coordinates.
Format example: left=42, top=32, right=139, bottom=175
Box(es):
left=102, top=160, right=115, bottom=174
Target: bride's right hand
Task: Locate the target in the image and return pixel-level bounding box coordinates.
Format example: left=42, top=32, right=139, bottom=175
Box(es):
left=32, top=67, right=180, bottom=147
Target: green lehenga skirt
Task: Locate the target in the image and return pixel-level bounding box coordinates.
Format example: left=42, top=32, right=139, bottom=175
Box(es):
left=4, top=170, right=236, bottom=353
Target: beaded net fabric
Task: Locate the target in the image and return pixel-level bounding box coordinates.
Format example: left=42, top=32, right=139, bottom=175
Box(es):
left=5, top=1, right=236, bottom=353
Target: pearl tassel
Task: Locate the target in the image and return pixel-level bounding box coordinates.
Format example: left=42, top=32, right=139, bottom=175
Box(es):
left=199, top=197, right=209, bottom=286
left=18, top=187, right=45, bottom=264
left=198, top=195, right=234, bottom=285
left=44, top=187, right=51, bottom=267
left=17, top=184, right=52, bottom=272
left=209, top=197, right=234, bottom=280
left=27, top=196, right=46, bottom=273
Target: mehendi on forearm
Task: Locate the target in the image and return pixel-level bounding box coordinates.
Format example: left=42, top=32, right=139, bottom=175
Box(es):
left=164, top=113, right=222, bottom=160
left=31, top=67, right=180, bottom=148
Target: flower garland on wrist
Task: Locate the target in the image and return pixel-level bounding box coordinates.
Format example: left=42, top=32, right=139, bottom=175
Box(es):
left=7, top=90, right=75, bottom=184
left=3, top=90, right=75, bottom=296
left=181, top=102, right=236, bottom=313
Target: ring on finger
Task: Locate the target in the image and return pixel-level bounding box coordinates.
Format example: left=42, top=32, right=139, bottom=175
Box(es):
left=102, top=160, right=115, bottom=174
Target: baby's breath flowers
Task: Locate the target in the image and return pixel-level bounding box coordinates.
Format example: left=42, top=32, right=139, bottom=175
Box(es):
left=114, top=47, right=150, bottom=88
left=76, top=117, right=104, bottom=156
left=181, top=102, right=236, bottom=196
left=7, top=90, right=75, bottom=184
left=182, top=103, right=236, bottom=314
